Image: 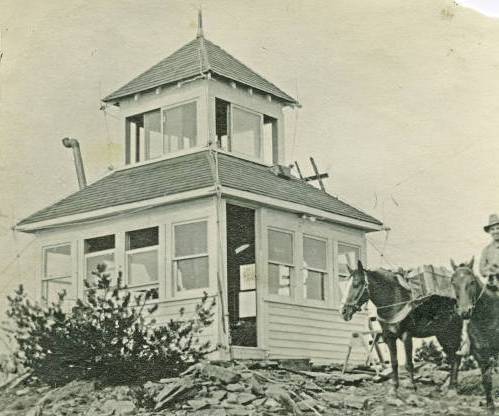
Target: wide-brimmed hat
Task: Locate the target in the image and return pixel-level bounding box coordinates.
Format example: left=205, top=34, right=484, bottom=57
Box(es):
left=484, top=214, right=499, bottom=232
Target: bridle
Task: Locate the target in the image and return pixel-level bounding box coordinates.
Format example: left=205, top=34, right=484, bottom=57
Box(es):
left=453, top=266, right=487, bottom=317
left=343, top=270, right=369, bottom=313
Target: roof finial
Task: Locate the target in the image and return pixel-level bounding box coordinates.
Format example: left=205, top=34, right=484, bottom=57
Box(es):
left=197, top=8, right=204, bottom=38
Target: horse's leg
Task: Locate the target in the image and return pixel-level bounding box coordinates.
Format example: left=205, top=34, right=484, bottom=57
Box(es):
left=385, top=335, right=399, bottom=395
left=402, top=332, right=416, bottom=391
left=437, top=329, right=462, bottom=391
left=479, top=357, right=495, bottom=414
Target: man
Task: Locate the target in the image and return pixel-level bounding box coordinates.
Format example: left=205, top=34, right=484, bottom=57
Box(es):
left=458, top=214, right=499, bottom=356
left=479, top=214, right=499, bottom=283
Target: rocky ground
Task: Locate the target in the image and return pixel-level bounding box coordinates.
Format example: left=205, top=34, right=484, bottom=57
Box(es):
left=0, top=361, right=496, bottom=416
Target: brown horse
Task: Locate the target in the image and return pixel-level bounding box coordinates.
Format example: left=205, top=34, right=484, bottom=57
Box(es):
left=341, top=260, right=462, bottom=394
left=451, top=258, right=499, bottom=414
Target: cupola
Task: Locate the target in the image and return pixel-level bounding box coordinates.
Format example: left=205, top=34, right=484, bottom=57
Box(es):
left=103, top=11, right=299, bottom=167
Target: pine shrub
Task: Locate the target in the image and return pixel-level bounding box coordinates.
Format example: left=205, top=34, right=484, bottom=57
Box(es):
left=5, top=265, right=215, bottom=386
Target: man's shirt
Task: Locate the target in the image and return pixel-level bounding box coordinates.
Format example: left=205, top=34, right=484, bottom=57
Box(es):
left=479, top=241, right=499, bottom=276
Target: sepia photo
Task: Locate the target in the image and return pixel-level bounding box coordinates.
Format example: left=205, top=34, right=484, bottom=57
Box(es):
left=1, top=1, right=499, bottom=414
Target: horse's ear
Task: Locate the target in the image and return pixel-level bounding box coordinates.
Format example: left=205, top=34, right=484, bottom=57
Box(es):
left=346, top=264, right=353, bottom=275
left=357, top=260, right=364, bottom=272
left=450, top=259, right=458, bottom=271
left=468, top=256, right=475, bottom=270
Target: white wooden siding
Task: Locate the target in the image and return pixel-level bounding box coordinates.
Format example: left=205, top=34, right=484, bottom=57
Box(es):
left=264, top=300, right=368, bottom=363
left=153, top=294, right=219, bottom=347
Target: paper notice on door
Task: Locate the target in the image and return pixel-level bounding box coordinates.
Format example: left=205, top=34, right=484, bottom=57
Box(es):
left=240, top=263, right=256, bottom=290
left=239, top=291, right=256, bottom=318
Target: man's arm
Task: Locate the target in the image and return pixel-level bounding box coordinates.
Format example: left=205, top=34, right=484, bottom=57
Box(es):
left=480, top=245, right=490, bottom=277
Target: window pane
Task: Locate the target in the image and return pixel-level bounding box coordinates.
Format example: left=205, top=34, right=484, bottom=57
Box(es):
left=176, top=257, right=209, bottom=291
left=175, top=222, right=208, bottom=257
left=128, top=250, right=158, bottom=286
left=164, top=102, right=197, bottom=153
left=127, top=227, right=158, bottom=250
left=304, top=237, right=327, bottom=270
left=338, top=244, right=360, bottom=278
left=144, top=110, right=162, bottom=160
left=303, top=270, right=324, bottom=301
left=263, top=115, right=277, bottom=165
left=85, top=235, right=115, bottom=254
left=42, top=276, right=74, bottom=303
left=232, top=107, right=261, bottom=158
left=239, top=291, right=256, bottom=318
left=86, top=253, right=115, bottom=285
left=44, top=245, right=71, bottom=278
left=268, top=263, right=291, bottom=296
left=268, top=230, right=293, bottom=264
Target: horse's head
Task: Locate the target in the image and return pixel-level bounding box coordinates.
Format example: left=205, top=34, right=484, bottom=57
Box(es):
left=450, top=257, right=478, bottom=319
left=341, top=260, right=369, bottom=321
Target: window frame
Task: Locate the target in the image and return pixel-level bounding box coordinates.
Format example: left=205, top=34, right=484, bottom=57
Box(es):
left=336, top=242, right=362, bottom=306
left=125, top=227, right=160, bottom=298
left=267, top=227, right=295, bottom=298
left=228, top=104, right=264, bottom=160
left=336, top=242, right=361, bottom=279
left=126, top=99, right=199, bottom=164
left=41, top=242, right=74, bottom=305
left=302, top=234, right=328, bottom=303
left=172, top=219, right=210, bottom=296
left=84, top=235, right=116, bottom=288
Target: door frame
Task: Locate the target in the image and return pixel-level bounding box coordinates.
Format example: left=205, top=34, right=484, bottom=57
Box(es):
left=223, top=198, right=265, bottom=351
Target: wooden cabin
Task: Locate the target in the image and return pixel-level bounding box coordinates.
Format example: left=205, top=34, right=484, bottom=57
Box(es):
left=16, top=18, right=382, bottom=364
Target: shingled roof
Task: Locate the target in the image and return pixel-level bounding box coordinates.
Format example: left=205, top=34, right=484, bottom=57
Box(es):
left=103, top=36, right=297, bottom=105
left=17, top=151, right=381, bottom=229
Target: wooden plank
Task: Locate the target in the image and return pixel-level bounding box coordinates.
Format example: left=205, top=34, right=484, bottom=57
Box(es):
left=294, top=161, right=304, bottom=179
left=268, top=311, right=364, bottom=330
left=304, top=173, right=329, bottom=182
left=310, top=157, right=326, bottom=191
left=267, top=344, right=365, bottom=360
left=267, top=324, right=356, bottom=340
left=268, top=331, right=355, bottom=346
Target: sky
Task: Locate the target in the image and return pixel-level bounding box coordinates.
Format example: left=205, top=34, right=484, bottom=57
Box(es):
left=458, top=0, right=499, bottom=17
left=0, top=0, right=499, bottom=314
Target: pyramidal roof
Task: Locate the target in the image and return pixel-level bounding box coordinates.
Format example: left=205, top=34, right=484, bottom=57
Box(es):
left=103, top=35, right=298, bottom=104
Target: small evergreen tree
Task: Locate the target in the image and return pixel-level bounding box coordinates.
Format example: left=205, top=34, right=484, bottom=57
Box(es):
left=5, top=264, right=215, bottom=385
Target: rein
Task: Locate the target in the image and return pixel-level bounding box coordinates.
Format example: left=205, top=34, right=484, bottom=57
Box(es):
left=346, top=269, right=419, bottom=311
left=343, top=277, right=368, bottom=312
left=470, top=276, right=487, bottom=317
left=454, top=266, right=487, bottom=318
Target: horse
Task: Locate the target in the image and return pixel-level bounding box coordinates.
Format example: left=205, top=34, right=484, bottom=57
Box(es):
left=341, top=260, right=463, bottom=394
left=451, top=258, right=499, bottom=414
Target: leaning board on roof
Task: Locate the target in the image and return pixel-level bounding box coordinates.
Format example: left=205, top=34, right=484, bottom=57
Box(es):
left=402, top=265, right=455, bottom=301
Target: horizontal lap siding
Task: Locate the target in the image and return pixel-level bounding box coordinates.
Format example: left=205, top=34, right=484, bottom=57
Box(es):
left=153, top=296, right=218, bottom=346
left=265, top=301, right=368, bottom=364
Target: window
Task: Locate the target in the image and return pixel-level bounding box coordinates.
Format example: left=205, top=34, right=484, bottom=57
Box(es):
left=231, top=106, right=262, bottom=158
left=126, top=227, right=159, bottom=299
left=42, top=244, right=74, bottom=304
left=303, top=236, right=327, bottom=301
left=173, top=221, right=209, bottom=292
left=216, top=100, right=270, bottom=161
left=337, top=244, right=360, bottom=302
left=216, top=99, right=230, bottom=151
left=125, top=102, right=197, bottom=163
left=126, top=109, right=162, bottom=163
left=84, top=234, right=116, bottom=286
left=268, top=229, right=293, bottom=296
left=164, top=101, right=197, bottom=153
left=263, top=115, right=278, bottom=165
